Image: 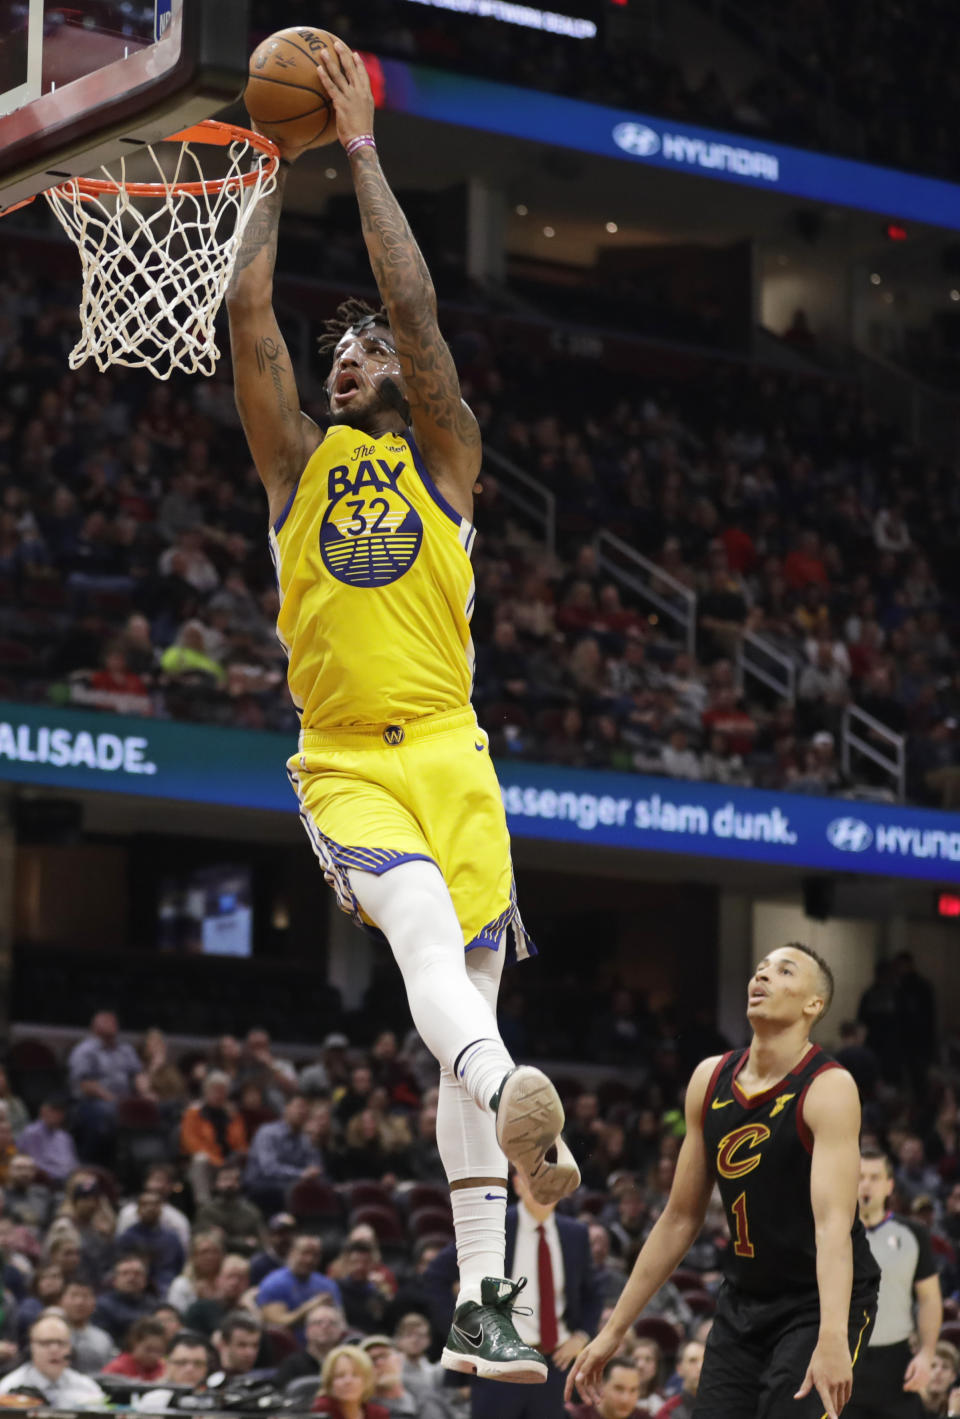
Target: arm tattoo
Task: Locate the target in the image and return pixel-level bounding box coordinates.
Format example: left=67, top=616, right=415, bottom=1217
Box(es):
left=228, top=168, right=287, bottom=289
left=351, top=150, right=480, bottom=452
left=255, top=335, right=295, bottom=424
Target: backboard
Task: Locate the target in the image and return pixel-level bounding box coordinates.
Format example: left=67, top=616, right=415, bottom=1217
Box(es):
left=0, top=0, right=251, bottom=213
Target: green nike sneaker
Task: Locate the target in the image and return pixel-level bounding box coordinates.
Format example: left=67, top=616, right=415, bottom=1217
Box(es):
left=441, top=1276, right=548, bottom=1384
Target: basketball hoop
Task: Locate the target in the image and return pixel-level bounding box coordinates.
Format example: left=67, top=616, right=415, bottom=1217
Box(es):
left=41, top=119, right=280, bottom=380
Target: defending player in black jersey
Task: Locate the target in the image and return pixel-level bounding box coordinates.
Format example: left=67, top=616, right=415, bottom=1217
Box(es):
left=567, top=943, right=880, bottom=1419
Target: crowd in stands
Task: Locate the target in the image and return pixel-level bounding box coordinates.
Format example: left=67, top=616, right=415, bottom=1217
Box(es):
left=0, top=233, right=957, bottom=808
left=282, top=0, right=960, bottom=182
left=43, top=0, right=960, bottom=190
left=0, top=968, right=955, bottom=1414
left=709, top=0, right=960, bottom=179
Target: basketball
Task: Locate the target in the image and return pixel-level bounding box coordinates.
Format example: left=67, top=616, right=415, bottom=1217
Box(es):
left=244, top=27, right=343, bottom=151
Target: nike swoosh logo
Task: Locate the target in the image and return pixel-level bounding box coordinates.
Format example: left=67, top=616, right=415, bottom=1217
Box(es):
left=453, top=1324, right=484, bottom=1347
left=475, top=741, right=485, bottom=751
left=484, top=1192, right=507, bottom=1201
left=711, top=1099, right=733, bottom=1109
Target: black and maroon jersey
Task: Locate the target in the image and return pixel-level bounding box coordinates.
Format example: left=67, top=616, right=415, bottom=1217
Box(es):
left=701, top=1044, right=880, bottom=1297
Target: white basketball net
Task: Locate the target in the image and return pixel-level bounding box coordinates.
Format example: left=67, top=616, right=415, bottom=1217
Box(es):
left=44, top=127, right=278, bottom=381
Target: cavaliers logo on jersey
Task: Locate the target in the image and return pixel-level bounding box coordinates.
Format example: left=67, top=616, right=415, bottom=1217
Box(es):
left=319, top=457, right=423, bottom=588
left=716, top=1123, right=771, bottom=1179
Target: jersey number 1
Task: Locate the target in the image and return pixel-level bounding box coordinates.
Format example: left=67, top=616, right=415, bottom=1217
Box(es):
left=731, top=1191, right=754, bottom=1258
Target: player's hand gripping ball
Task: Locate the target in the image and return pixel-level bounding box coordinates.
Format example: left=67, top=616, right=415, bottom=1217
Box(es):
left=245, top=27, right=344, bottom=159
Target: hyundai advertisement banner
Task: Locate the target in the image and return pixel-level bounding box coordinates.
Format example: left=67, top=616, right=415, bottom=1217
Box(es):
left=498, top=761, right=960, bottom=881
left=1, top=703, right=959, bottom=882
left=379, top=59, right=960, bottom=231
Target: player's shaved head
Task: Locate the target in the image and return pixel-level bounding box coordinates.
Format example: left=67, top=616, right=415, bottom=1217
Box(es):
left=783, top=942, right=834, bottom=1020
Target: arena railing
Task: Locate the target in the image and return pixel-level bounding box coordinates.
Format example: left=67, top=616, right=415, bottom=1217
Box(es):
left=593, top=529, right=697, bottom=656
left=737, top=629, right=796, bottom=702
left=842, top=703, right=906, bottom=803
left=481, top=445, right=557, bottom=554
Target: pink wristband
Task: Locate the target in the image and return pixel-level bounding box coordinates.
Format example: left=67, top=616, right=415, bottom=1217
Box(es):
left=345, top=134, right=376, bottom=157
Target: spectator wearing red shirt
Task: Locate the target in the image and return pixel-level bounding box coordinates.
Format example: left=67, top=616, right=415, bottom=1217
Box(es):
left=701, top=688, right=757, bottom=756
left=720, top=523, right=757, bottom=574
left=848, top=619, right=884, bottom=684
left=783, top=531, right=828, bottom=591
left=101, top=1316, right=167, bottom=1382
left=654, top=1341, right=704, bottom=1419
left=595, top=583, right=645, bottom=637
left=557, top=579, right=600, bottom=634
left=89, top=645, right=148, bottom=698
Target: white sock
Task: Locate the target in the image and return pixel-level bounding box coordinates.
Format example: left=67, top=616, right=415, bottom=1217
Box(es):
left=450, top=1184, right=508, bottom=1305
left=439, top=947, right=511, bottom=1307
left=454, top=1038, right=513, bottom=1112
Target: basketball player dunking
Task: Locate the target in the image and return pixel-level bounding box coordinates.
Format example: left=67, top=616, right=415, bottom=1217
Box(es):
left=225, top=40, right=579, bottom=1384
left=567, top=943, right=880, bottom=1419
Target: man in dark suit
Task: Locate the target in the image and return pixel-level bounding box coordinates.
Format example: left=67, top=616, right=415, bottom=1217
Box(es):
left=426, top=1170, right=602, bottom=1417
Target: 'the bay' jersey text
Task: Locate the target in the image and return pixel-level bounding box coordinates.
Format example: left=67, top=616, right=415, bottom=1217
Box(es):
left=269, top=425, right=477, bottom=730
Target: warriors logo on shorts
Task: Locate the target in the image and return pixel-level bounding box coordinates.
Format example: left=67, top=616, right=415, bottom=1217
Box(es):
left=320, top=481, right=424, bottom=587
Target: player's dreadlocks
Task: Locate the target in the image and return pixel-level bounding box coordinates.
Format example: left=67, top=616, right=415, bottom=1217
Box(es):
left=317, top=298, right=392, bottom=356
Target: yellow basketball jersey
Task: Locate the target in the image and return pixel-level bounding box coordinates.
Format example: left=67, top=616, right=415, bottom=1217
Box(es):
left=269, top=424, right=477, bottom=731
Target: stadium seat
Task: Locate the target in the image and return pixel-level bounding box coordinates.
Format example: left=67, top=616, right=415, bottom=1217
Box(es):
left=115, top=1097, right=170, bottom=1189
left=116, top=1097, right=162, bottom=1129
left=671, top=1269, right=705, bottom=1293
left=348, top=1204, right=406, bottom=1245
left=408, top=1206, right=455, bottom=1240
left=289, top=1177, right=344, bottom=1223
left=633, top=1316, right=680, bottom=1358
left=266, top=1327, right=301, bottom=1361
left=683, top=1289, right=716, bottom=1316
left=343, top=1180, right=394, bottom=1211
left=288, top=1178, right=345, bottom=1246
left=7, top=1039, right=63, bottom=1114
left=403, top=1183, right=450, bottom=1214
left=416, top=1230, right=459, bottom=1255
left=83, top=1165, right=121, bottom=1207
left=8, top=1038, right=59, bottom=1072
left=578, top=1192, right=609, bottom=1217
left=940, top=1321, right=960, bottom=1348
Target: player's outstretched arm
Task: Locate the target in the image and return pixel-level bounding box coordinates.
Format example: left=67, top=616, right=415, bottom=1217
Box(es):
left=225, top=164, right=320, bottom=526
left=317, top=42, right=481, bottom=516
left=564, top=1056, right=719, bottom=1407
left=794, top=1067, right=861, bottom=1419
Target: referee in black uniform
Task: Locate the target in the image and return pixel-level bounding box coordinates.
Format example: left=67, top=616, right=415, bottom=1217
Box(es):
left=845, top=1147, right=943, bottom=1419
